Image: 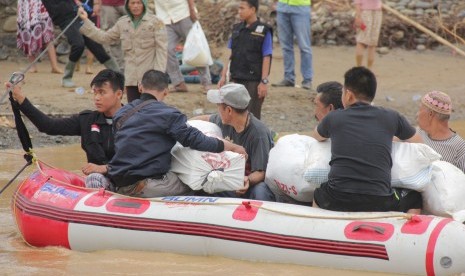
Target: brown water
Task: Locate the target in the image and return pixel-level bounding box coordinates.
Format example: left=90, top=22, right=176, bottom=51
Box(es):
left=3, top=120, right=465, bottom=275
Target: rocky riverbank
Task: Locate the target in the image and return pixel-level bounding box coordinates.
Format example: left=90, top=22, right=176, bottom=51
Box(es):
left=1, top=0, right=465, bottom=61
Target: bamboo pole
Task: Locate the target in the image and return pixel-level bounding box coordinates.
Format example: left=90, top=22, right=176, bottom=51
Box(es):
left=382, top=3, right=465, bottom=57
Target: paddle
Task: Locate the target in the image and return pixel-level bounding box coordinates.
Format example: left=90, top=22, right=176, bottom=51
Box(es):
left=0, top=72, right=34, bottom=196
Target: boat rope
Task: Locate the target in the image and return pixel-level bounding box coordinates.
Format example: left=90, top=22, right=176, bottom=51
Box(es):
left=31, top=160, right=413, bottom=222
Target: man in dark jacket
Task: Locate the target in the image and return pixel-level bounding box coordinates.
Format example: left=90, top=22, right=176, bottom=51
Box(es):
left=41, top=0, right=119, bottom=87
left=7, top=69, right=124, bottom=175
left=86, top=70, right=247, bottom=198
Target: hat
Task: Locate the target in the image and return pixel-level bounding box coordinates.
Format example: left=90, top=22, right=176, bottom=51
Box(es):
left=207, top=83, right=251, bottom=109
left=421, top=91, right=452, bottom=115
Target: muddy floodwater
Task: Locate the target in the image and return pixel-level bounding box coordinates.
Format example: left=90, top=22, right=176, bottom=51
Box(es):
left=2, top=120, right=465, bottom=275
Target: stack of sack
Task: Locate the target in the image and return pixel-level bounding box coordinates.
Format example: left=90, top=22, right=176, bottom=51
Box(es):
left=265, top=134, right=465, bottom=217
left=171, top=120, right=245, bottom=194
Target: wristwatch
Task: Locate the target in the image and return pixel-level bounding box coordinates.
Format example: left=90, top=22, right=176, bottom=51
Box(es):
left=261, top=78, right=269, bottom=84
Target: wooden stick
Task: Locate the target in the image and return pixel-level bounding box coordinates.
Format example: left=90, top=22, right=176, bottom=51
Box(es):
left=382, top=3, right=465, bottom=57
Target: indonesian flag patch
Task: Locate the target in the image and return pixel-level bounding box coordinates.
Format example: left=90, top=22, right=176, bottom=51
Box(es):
left=91, top=124, right=100, bottom=133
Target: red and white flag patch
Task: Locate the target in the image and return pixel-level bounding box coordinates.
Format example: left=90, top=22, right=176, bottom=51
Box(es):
left=91, top=124, right=100, bottom=133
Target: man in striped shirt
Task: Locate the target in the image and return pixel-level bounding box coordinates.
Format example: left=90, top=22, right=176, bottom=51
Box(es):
left=417, top=91, right=465, bottom=172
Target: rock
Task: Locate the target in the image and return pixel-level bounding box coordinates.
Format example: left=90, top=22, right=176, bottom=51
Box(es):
left=400, top=9, right=415, bottom=16
left=0, top=46, right=8, bottom=60
left=416, top=44, right=427, bottom=51
left=322, top=21, right=333, bottom=30
left=312, top=22, right=324, bottom=33
left=56, top=42, right=71, bottom=55
left=392, top=30, right=404, bottom=40
left=457, top=10, right=465, bottom=18
left=0, top=116, right=14, bottom=128
left=3, top=16, right=17, bottom=32
left=414, top=37, right=427, bottom=44
left=4, top=6, right=16, bottom=15
left=326, top=32, right=337, bottom=40
left=413, top=1, right=438, bottom=9
left=0, top=0, right=15, bottom=5
left=326, top=40, right=337, bottom=45
left=2, top=35, right=16, bottom=47
left=377, top=47, right=390, bottom=55
left=385, top=96, right=395, bottom=102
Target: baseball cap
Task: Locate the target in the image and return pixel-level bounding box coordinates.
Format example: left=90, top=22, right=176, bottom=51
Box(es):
left=421, top=91, right=452, bottom=115
left=207, top=83, right=251, bottom=109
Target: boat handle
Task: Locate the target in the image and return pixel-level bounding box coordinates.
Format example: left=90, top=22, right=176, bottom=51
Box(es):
left=352, top=224, right=385, bottom=234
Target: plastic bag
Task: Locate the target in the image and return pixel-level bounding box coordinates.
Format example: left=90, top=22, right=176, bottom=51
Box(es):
left=182, top=22, right=213, bottom=67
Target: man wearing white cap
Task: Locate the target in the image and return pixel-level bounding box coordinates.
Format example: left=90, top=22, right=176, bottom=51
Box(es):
left=417, top=91, right=465, bottom=172
left=193, top=83, right=274, bottom=200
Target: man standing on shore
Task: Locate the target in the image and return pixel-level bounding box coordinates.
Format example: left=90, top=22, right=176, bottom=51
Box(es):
left=272, top=0, right=313, bottom=90
left=154, top=0, right=212, bottom=93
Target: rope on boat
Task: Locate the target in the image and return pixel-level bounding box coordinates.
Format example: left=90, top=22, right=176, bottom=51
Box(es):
left=32, top=160, right=413, bottom=222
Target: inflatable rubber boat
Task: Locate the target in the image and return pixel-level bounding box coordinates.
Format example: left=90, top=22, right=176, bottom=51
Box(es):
left=12, top=162, right=465, bottom=275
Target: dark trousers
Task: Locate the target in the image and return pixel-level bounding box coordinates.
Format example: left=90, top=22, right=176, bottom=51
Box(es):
left=60, top=19, right=110, bottom=63
left=232, top=79, right=264, bottom=120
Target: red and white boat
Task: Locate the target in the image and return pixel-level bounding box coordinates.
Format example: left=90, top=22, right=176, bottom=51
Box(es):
left=12, top=162, right=465, bottom=275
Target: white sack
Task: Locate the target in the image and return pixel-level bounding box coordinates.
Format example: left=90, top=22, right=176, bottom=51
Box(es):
left=422, top=161, right=465, bottom=217
left=303, top=141, right=440, bottom=192
left=171, top=120, right=245, bottom=194
left=182, top=22, right=213, bottom=67
left=303, top=141, right=331, bottom=187
left=187, top=120, right=222, bottom=139
left=265, top=134, right=318, bottom=202
left=390, top=142, right=441, bottom=191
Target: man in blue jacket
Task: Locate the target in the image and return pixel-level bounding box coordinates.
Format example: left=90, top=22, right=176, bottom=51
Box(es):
left=86, top=70, right=246, bottom=197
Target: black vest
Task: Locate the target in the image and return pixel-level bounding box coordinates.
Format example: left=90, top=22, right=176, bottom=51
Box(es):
left=230, top=20, right=272, bottom=81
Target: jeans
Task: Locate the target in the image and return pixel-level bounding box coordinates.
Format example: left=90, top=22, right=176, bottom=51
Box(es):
left=276, top=4, right=313, bottom=83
